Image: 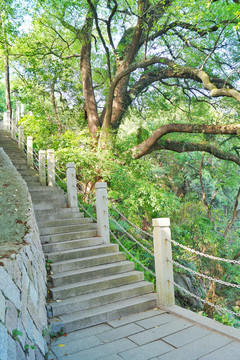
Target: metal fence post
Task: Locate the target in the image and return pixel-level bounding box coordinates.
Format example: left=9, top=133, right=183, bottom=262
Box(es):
left=18, top=126, right=24, bottom=151
left=39, top=150, right=46, bottom=186
left=66, top=162, right=78, bottom=208
left=152, top=218, right=175, bottom=307
left=47, top=149, right=55, bottom=186
left=95, top=182, right=110, bottom=243
left=27, top=136, right=33, bottom=168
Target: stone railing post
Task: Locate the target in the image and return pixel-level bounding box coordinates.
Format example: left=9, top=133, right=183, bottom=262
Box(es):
left=21, top=103, right=25, bottom=118
left=11, top=115, right=17, bottom=140
left=66, top=162, right=78, bottom=208
left=3, top=110, right=11, bottom=132
left=18, top=126, right=24, bottom=150
left=95, top=182, right=110, bottom=243
left=152, top=218, right=175, bottom=307
left=47, top=149, right=55, bottom=186
left=39, top=150, right=46, bottom=186
left=27, top=136, right=33, bottom=168
left=16, top=103, right=20, bottom=124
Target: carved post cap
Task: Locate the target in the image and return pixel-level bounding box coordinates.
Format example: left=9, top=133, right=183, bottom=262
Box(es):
left=95, top=182, right=107, bottom=189
left=152, top=218, right=170, bottom=227
left=66, top=162, right=76, bottom=169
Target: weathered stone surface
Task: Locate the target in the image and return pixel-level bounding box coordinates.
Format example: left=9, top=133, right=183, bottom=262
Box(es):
left=0, top=290, right=5, bottom=323
left=35, top=347, right=46, bottom=360
left=0, top=266, right=21, bottom=309
left=5, top=300, right=18, bottom=333
left=0, top=322, right=8, bottom=360
left=25, top=312, right=34, bottom=341
left=29, top=281, right=39, bottom=308
left=7, top=333, right=17, bottom=360
left=16, top=343, right=26, bottom=360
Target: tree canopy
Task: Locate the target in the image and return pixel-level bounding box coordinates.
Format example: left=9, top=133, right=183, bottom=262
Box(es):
left=2, top=0, right=238, bottom=164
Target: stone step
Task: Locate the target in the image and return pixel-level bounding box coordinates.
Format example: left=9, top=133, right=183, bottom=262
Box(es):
left=38, top=217, right=93, bottom=229
left=14, top=164, right=29, bottom=170
left=34, top=207, right=81, bottom=220
left=22, top=176, right=40, bottom=183
left=50, top=251, right=126, bottom=274
left=50, top=270, right=144, bottom=300
left=4, top=152, right=25, bottom=159
left=18, top=170, right=39, bottom=177
left=33, top=200, right=67, bottom=211
left=28, top=186, right=64, bottom=193
left=31, top=193, right=67, bottom=202
left=0, top=144, right=19, bottom=149
left=39, top=222, right=97, bottom=236
left=36, top=211, right=84, bottom=222
left=51, top=261, right=135, bottom=286
left=50, top=293, right=157, bottom=333
left=47, top=243, right=118, bottom=262
left=11, top=159, right=28, bottom=165
left=43, top=236, right=103, bottom=253
left=40, top=229, right=97, bottom=243
left=50, top=281, right=154, bottom=316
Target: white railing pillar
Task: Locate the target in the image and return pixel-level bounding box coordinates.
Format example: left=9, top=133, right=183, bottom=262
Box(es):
left=39, top=150, right=46, bottom=186
left=95, top=182, right=110, bottom=243
left=152, top=218, right=175, bottom=307
left=18, top=126, right=24, bottom=151
left=66, top=162, right=78, bottom=208
left=27, top=136, right=33, bottom=168
left=3, top=110, right=11, bottom=132
left=16, top=103, right=20, bottom=124
left=47, top=149, right=55, bottom=186
left=20, top=103, right=25, bottom=118
left=11, top=115, right=17, bottom=140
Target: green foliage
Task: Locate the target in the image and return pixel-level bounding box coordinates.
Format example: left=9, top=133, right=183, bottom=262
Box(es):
left=12, top=329, right=22, bottom=341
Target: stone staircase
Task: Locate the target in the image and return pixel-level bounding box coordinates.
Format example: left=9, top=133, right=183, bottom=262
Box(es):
left=0, top=130, right=156, bottom=334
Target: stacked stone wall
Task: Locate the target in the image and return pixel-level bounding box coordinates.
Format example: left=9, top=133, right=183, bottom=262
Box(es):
left=0, top=148, right=48, bottom=360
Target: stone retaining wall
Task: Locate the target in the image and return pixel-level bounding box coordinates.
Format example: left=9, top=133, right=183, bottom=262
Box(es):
left=0, top=148, right=48, bottom=360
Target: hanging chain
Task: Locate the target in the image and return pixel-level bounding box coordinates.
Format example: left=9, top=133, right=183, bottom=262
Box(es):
left=172, top=281, right=240, bottom=318
left=109, top=202, right=153, bottom=238
left=171, top=260, right=240, bottom=289
left=170, top=239, right=240, bottom=265
left=109, top=215, right=154, bottom=256
left=110, top=230, right=156, bottom=277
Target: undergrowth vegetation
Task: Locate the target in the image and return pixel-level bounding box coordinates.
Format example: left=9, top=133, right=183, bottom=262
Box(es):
left=18, top=113, right=240, bottom=328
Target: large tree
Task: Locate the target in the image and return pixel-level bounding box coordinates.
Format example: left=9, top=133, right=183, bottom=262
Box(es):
left=14, top=0, right=240, bottom=164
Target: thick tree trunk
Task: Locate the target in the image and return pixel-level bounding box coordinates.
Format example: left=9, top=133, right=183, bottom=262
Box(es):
left=80, top=14, right=99, bottom=138
left=50, top=82, right=62, bottom=133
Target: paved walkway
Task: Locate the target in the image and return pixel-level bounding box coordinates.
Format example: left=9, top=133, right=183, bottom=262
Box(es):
left=48, top=308, right=240, bottom=360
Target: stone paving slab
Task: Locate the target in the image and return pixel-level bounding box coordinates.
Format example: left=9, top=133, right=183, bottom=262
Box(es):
left=119, top=339, right=173, bottom=360
left=51, top=334, right=102, bottom=357
left=199, top=341, right=240, bottom=359
left=48, top=308, right=240, bottom=360
left=58, top=338, right=136, bottom=360
left=162, top=324, right=211, bottom=347
left=157, top=332, right=232, bottom=360
left=108, top=308, right=164, bottom=327
left=128, top=318, right=193, bottom=345
left=96, top=323, right=144, bottom=342
left=136, top=313, right=178, bottom=329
